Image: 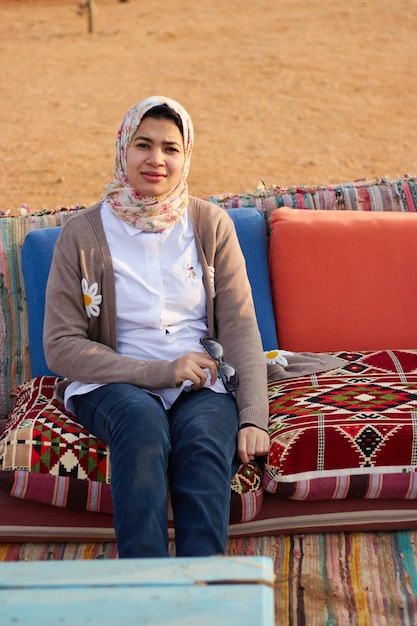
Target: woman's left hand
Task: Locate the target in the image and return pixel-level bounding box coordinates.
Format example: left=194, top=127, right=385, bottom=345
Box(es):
left=237, top=426, right=270, bottom=464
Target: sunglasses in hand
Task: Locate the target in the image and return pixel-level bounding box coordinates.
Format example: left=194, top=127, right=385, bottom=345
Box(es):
left=199, top=336, right=239, bottom=392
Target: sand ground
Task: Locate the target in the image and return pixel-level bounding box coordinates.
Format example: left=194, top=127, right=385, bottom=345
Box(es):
left=0, top=0, right=416, bottom=212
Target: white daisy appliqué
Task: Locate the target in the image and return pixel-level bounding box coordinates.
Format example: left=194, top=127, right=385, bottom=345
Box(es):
left=264, top=349, right=294, bottom=367
left=81, top=278, right=102, bottom=318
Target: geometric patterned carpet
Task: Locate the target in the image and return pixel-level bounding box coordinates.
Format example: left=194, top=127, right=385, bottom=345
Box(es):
left=2, top=531, right=417, bottom=626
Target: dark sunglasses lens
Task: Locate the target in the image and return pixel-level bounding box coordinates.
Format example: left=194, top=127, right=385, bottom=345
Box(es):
left=202, top=338, right=223, bottom=359
left=219, top=363, right=239, bottom=391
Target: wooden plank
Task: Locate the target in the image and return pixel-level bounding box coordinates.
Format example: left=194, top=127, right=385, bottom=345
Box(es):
left=0, top=555, right=274, bottom=586
left=0, top=556, right=275, bottom=626
left=1, top=585, right=272, bottom=625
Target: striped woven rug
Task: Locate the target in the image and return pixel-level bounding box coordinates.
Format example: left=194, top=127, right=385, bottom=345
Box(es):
left=1, top=531, right=417, bottom=625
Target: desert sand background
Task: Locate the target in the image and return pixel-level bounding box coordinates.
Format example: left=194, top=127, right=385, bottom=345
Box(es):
left=0, top=0, right=416, bottom=213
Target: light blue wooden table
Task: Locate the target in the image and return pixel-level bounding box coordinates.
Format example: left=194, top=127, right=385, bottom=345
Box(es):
left=0, top=555, right=275, bottom=625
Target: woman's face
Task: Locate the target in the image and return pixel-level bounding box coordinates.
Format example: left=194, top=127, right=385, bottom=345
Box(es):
left=126, top=116, right=185, bottom=197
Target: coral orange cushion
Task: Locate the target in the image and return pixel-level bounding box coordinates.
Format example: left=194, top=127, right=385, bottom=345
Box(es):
left=269, top=207, right=417, bottom=352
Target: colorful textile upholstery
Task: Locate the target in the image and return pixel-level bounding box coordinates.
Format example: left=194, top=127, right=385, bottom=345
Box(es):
left=2, top=177, right=417, bottom=537
left=0, top=376, right=264, bottom=523
left=0, top=207, right=83, bottom=418
left=265, top=350, right=417, bottom=500
left=206, top=176, right=417, bottom=233
left=269, top=207, right=417, bottom=352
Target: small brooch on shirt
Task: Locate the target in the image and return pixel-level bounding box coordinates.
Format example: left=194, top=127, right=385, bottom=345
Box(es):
left=185, top=263, right=196, bottom=280
left=81, top=278, right=102, bottom=318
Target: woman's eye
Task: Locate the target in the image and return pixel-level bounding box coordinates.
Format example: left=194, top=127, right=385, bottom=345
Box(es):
left=133, top=142, right=149, bottom=149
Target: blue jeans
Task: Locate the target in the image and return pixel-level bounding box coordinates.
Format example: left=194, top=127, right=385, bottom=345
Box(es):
left=72, top=384, right=239, bottom=558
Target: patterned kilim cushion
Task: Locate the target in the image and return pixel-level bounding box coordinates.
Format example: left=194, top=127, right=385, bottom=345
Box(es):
left=264, top=350, right=417, bottom=500
left=0, top=376, right=263, bottom=523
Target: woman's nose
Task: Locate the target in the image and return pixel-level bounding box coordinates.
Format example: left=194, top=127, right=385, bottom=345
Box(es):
left=146, top=148, right=164, bottom=166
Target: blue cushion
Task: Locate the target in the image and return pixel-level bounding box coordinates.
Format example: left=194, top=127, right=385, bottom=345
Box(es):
left=21, top=209, right=278, bottom=378
left=228, top=208, right=278, bottom=350
left=21, top=227, right=62, bottom=377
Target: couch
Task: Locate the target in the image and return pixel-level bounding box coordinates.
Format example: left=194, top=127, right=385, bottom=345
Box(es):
left=1, top=175, right=417, bottom=543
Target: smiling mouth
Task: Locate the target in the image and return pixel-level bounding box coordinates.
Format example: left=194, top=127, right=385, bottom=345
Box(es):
left=142, top=171, right=166, bottom=180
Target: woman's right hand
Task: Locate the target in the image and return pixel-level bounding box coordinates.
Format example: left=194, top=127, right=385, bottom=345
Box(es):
left=174, top=352, right=219, bottom=390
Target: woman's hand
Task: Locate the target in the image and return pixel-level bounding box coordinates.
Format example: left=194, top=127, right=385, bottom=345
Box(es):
left=237, top=426, right=270, bottom=464
left=174, top=351, right=219, bottom=390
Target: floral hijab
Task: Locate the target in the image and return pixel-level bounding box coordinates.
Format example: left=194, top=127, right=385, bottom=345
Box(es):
left=102, top=96, right=194, bottom=232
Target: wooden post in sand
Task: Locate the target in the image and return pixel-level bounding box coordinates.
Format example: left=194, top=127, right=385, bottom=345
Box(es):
left=87, top=0, right=94, bottom=34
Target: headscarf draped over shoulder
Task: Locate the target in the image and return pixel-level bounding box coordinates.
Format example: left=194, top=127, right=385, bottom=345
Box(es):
left=102, top=95, right=194, bottom=232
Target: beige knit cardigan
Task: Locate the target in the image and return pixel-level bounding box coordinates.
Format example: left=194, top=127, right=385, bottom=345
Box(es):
left=44, top=197, right=269, bottom=430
